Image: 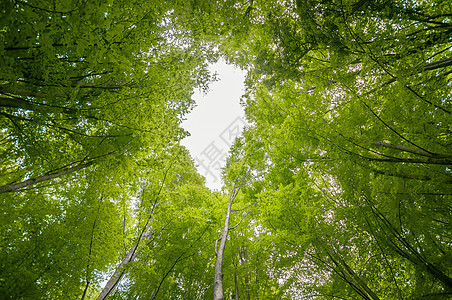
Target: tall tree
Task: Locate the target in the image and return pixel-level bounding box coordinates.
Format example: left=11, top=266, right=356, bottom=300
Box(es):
left=0, top=0, right=220, bottom=298
left=214, top=166, right=250, bottom=300
left=220, top=0, right=452, bottom=298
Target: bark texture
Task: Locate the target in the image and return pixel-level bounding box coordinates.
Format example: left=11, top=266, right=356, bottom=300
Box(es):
left=0, top=162, right=92, bottom=193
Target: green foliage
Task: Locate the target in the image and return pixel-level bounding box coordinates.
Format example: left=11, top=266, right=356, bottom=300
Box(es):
left=220, top=0, right=452, bottom=298
left=0, top=0, right=222, bottom=298
left=1, top=0, right=452, bottom=299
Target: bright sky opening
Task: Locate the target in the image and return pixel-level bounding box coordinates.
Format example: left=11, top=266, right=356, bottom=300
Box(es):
left=181, top=60, right=247, bottom=191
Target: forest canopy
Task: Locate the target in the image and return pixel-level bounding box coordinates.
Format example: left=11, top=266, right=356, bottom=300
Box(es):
left=0, top=0, right=451, bottom=299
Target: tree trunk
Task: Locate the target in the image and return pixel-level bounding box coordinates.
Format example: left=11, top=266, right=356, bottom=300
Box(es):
left=323, top=245, right=380, bottom=300
left=370, top=167, right=452, bottom=184
left=234, top=270, right=239, bottom=300
left=0, top=96, right=78, bottom=115
left=213, top=192, right=234, bottom=300
left=214, top=178, right=244, bottom=300
left=0, top=162, right=92, bottom=193
left=97, top=226, right=153, bottom=299
left=369, top=204, right=452, bottom=289
left=242, top=247, right=250, bottom=300
left=96, top=243, right=139, bottom=300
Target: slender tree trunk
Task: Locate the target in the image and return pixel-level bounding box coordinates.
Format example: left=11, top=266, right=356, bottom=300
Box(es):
left=0, top=162, right=92, bottom=193
left=214, top=192, right=235, bottom=300
left=423, top=57, right=452, bottom=71
left=242, top=248, right=250, bottom=300
left=214, top=175, right=245, bottom=300
left=369, top=203, right=452, bottom=289
left=345, top=138, right=452, bottom=164
left=323, top=246, right=380, bottom=300
left=0, top=97, right=48, bottom=111
left=97, top=226, right=153, bottom=300
left=0, top=96, right=78, bottom=114
left=234, top=270, right=239, bottom=300
left=366, top=156, right=452, bottom=165
left=370, top=167, right=452, bottom=184
left=357, top=139, right=443, bottom=158
left=81, top=198, right=103, bottom=300
left=98, top=161, right=172, bottom=299
left=0, top=85, right=46, bottom=98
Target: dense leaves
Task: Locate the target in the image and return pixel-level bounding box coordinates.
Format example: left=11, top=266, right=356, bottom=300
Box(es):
left=1, top=0, right=451, bottom=299
left=0, top=0, right=219, bottom=298
left=220, top=0, right=452, bottom=298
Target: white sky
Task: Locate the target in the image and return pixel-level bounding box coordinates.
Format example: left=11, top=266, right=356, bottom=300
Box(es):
left=181, top=60, right=247, bottom=191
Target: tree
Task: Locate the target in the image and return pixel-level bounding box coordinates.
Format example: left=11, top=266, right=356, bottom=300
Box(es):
left=219, top=0, right=452, bottom=298
left=214, top=163, right=250, bottom=300
left=0, top=0, right=218, bottom=194
left=2, top=0, right=451, bottom=298
left=98, top=147, right=221, bottom=299
left=0, top=0, right=220, bottom=298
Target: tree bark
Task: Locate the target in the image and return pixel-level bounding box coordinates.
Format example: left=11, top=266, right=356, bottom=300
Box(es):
left=0, top=162, right=92, bottom=193
left=423, top=57, right=452, bottom=71
left=97, top=226, right=153, bottom=300
left=213, top=192, right=234, bottom=300
left=323, top=245, right=380, bottom=300
left=370, top=167, right=452, bottom=184
left=214, top=179, right=244, bottom=300
left=242, top=247, right=250, bottom=300
left=0, top=96, right=78, bottom=115
left=98, top=162, right=172, bottom=299
left=363, top=140, right=442, bottom=158
left=234, top=269, right=239, bottom=300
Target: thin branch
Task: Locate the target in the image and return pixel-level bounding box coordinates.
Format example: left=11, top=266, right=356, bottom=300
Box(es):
left=229, top=210, right=252, bottom=231
left=81, top=197, right=103, bottom=300
left=150, top=226, right=210, bottom=300
left=231, top=201, right=257, bottom=212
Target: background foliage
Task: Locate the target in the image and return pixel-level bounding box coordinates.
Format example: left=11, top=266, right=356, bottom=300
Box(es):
left=1, top=0, right=451, bottom=299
